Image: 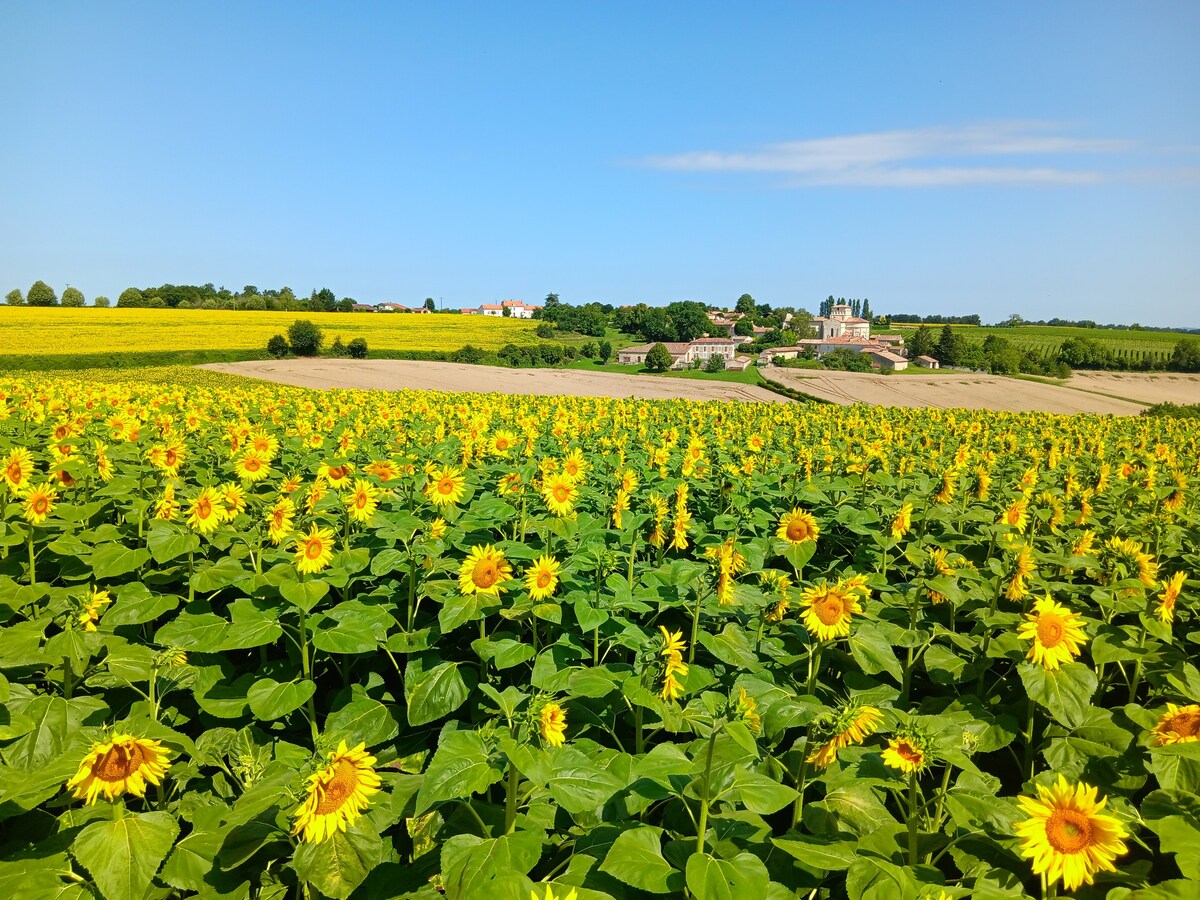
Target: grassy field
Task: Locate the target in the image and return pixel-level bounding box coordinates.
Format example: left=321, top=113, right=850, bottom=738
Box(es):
left=0, top=307, right=544, bottom=363
left=882, top=323, right=1196, bottom=366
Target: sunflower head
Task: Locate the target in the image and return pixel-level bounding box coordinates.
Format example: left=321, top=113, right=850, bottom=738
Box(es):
left=66, top=733, right=172, bottom=804
left=1014, top=775, right=1129, bottom=891
left=292, top=741, right=382, bottom=843
left=524, top=555, right=562, bottom=601
left=294, top=524, right=336, bottom=575
left=881, top=724, right=932, bottom=775
left=538, top=702, right=568, bottom=747
left=777, top=508, right=819, bottom=545
left=1017, top=595, right=1088, bottom=670
left=1151, top=703, right=1200, bottom=746
left=458, top=545, right=512, bottom=596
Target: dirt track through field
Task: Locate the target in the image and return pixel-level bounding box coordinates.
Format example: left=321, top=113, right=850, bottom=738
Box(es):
left=203, top=359, right=787, bottom=403
left=764, top=369, right=1160, bottom=414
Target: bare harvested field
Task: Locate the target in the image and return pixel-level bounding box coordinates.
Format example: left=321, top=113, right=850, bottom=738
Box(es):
left=203, top=359, right=786, bottom=403
left=764, top=368, right=1150, bottom=414
left=1066, top=371, right=1200, bottom=406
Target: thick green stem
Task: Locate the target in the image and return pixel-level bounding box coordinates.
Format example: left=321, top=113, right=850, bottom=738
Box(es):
left=688, top=589, right=705, bottom=665
left=790, top=754, right=810, bottom=828
left=1023, top=700, right=1038, bottom=781
left=62, top=656, right=73, bottom=700
left=635, top=705, right=644, bottom=756
left=27, top=528, right=36, bottom=585
left=805, top=643, right=825, bottom=696
left=696, top=726, right=719, bottom=853
left=298, top=605, right=319, bottom=744
left=907, top=771, right=919, bottom=867
left=931, top=763, right=953, bottom=829
left=504, top=761, right=520, bottom=834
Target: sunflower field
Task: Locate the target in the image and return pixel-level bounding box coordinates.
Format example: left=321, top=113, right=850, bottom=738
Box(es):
left=0, top=371, right=1197, bottom=900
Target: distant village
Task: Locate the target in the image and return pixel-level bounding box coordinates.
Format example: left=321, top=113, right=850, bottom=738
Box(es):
left=618, top=303, right=935, bottom=372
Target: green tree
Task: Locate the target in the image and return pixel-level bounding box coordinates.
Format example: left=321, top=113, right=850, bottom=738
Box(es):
left=502, top=306, right=512, bottom=317
left=93, top=295, right=111, bottom=308
left=1171, top=339, right=1200, bottom=372
left=598, top=340, right=612, bottom=363
left=640, top=308, right=673, bottom=342
left=27, top=280, right=57, bottom=306
left=734, top=317, right=756, bottom=337
left=861, top=298, right=872, bottom=321
left=544, top=293, right=560, bottom=309
left=5, top=288, right=24, bottom=306
left=908, top=325, right=935, bottom=359
left=118, top=287, right=145, bottom=308
left=936, top=325, right=962, bottom=367
left=645, top=342, right=674, bottom=372
left=61, top=286, right=85, bottom=307
left=704, top=353, right=725, bottom=373
left=665, top=301, right=710, bottom=342
left=147, top=295, right=167, bottom=308
left=734, top=293, right=757, bottom=316
left=424, top=297, right=436, bottom=312
left=288, top=319, right=324, bottom=356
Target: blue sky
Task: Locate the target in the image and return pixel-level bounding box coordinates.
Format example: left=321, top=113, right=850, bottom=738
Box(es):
left=2, top=2, right=1198, bottom=326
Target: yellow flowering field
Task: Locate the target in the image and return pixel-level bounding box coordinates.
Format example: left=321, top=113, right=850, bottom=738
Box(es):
left=0, top=306, right=541, bottom=357
left=0, top=370, right=1197, bottom=899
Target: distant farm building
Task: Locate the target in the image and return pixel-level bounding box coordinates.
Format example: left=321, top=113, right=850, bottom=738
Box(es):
left=618, top=337, right=740, bottom=370
left=914, top=355, right=940, bottom=369
left=811, top=303, right=871, bottom=340
left=477, top=299, right=541, bottom=318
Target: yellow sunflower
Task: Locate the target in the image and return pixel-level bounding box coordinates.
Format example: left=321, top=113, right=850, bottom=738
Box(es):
left=1156, top=571, right=1186, bottom=625
left=292, top=741, right=382, bottom=844
left=1014, top=775, right=1128, bottom=891
left=22, top=481, right=58, bottom=525
left=66, top=733, right=172, bottom=804
left=524, top=555, right=562, bottom=601
left=1150, top=703, right=1200, bottom=746
left=881, top=731, right=929, bottom=775
left=561, top=448, right=588, bottom=481
left=343, top=479, right=380, bottom=524
left=777, top=508, right=819, bottom=545
left=806, top=703, right=883, bottom=770
left=539, top=702, right=567, bottom=747
left=266, top=497, right=296, bottom=545
left=78, top=587, right=111, bottom=632
left=424, top=466, right=465, bottom=507
left=318, top=462, right=354, bottom=489
left=294, top=524, right=336, bottom=574
left=800, top=577, right=867, bottom=642
left=236, top=450, right=272, bottom=483
left=458, top=545, right=512, bottom=596
left=1018, top=596, right=1088, bottom=670
left=659, top=625, right=687, bottom=657
left=531, top=886, right=578, bottom=900
left=541, top=473, right=578, bottom=517
left=187, top=486, right=222, bottom=535
left=2, top=447, right=35, bottom=494
left=890, top=503, right=913, bottom=540
left=1006, top=543, right=1038, bottom=601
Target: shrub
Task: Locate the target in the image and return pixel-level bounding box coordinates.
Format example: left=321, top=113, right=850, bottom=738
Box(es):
left=330, top=336, right=347, bottom=357
left=267, top=334, right=289, bottom=358
left=61, top=287, right=86, bottom=307
left=93, top=295, right=111, bottom=308
left=288, top=319, right=324, bottom=356
left=535, top=323, right=556, bottom=339
left=645, top=342, right=674, bottom=372
left=117, top=287, right=145, bottom=308
left=704, top=353, right=726, bottom=373
left=347, top=338, right=368, bottom=359
left=452, top=344, right=485, bottom=364
left=598, top=340, right=612, bottom=363
left=580, top=341, right=598, bottom=358
left=146, top=295, right=166, bottom=308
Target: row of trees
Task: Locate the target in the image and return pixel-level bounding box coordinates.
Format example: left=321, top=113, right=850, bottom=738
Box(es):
left=6, top=282, right=107, bottom=307
left=2, top=281, right=378, bottom=312
left=818, top=295, right=873, bottom=320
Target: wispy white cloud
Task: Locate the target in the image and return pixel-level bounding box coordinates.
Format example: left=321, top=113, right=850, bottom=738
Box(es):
left=637, top=121, right=1136, bottom=187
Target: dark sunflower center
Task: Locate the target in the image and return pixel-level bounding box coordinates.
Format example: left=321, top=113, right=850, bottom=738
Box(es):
left=314, top=760, right=359, bottom=815
left=473, top=561, right=499, bottom=588
left=197, top=499, right=212, bottom=518
left=33, top=496, right=49, bottom=514
left=1037, top=615, right=1065, bottom=648
left=896, top=741, right=922, bottom=764
left=95, top=743, right=145, bottom=782
left=1046, top=809, right=1093, bottom=854
left=437, top=478, right=455, bottom=495
left=815, top=595, right=846, bottom=626
left=1171, top=711, right=1200, bottom=737
left=305, top=538, right=325, bottom=560
left=786, top=520, right=810, bottom=541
